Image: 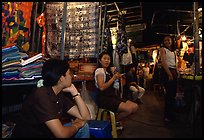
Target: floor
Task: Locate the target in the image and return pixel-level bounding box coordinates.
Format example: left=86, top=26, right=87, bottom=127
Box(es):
left=78, top=80, right=202, bottom=138
left=117, top=90, right=202, bottom=138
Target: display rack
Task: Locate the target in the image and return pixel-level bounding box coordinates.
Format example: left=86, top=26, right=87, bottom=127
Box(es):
left=45, top=2, right=99, bottom=59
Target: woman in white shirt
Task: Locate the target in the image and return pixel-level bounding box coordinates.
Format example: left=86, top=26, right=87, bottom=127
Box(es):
left=94, top=51, right=138, bottom=122
left=160, top=35, right=179, bottom=123
left=143, top=62, right=150, bottom=89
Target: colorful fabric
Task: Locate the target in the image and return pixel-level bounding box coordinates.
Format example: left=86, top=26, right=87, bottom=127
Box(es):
left=2, top=70, right=20, bottom=79
left=2, top=52, right=28, bottom=63
left=2, top=2, right=33, bottom=50
left=2, top=45, right=19, bottom=55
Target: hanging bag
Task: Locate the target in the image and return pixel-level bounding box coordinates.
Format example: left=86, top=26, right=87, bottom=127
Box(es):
left=80, top=81, right=98, bottom=120
left=121, top=47, right=132, bottom=65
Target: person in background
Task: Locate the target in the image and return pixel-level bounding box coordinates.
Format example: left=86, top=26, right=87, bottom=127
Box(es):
left=129, top=39, right=139, bottom=73
left=121, top=39, right=133, bottom=74
left=136, top=63, right=144, bottom=87
left=124, top=64, right=145, bottom=104
left=94, top=51, right=138, bottom=125
left=143, top=62, right=150, bottom=89
left=160, top=35, right=180, bottom=123
left=12, top=59, right=91, bottom=138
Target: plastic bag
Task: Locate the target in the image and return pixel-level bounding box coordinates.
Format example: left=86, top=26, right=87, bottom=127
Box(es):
left=80, top=81, right=98, bottom=120
left=113, top=79, right=120, bottom=90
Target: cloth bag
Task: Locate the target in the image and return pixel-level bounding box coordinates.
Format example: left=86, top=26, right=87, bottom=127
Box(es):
left=80, top=81, right=98, bottom=120
left=121, top=47, right=132, bottom=65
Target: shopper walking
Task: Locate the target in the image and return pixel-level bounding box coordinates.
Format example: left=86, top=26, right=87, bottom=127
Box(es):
left=143, top=62, right=150, bottom=89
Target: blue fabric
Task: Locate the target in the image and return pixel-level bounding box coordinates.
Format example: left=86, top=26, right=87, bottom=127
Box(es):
left=2, top=52, right=28, bottom=63
left=63, top=122, right=90, bottom=138
left=2, top=46, right=19, bottom=55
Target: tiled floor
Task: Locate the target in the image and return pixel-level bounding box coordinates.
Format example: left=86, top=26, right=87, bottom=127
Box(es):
left=117, top=91, right=202, bottom=138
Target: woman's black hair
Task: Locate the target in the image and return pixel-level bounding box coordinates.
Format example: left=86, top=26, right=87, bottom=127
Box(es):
left=163, top=35, right=176, bottom=51
left=41, top=59, right=69, bottom=87
left=97, top=51, right=112, bottom=75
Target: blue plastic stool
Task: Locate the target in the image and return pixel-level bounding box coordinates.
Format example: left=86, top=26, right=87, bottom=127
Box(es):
left=88, top=120, right=112, bottom=138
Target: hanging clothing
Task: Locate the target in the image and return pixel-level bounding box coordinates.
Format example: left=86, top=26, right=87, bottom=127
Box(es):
left=121, top=46, right=133, bottom=65
left=116, top=13, right=128, bottom=58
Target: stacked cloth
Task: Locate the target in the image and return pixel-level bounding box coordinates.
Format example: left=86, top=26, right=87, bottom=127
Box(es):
left=2, top=45, right=43, bottom=80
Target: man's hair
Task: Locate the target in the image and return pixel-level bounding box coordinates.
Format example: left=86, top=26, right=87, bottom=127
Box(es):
left=41, top=58, right=69, bottom=87
left=127, top=64, right=135, bottom=72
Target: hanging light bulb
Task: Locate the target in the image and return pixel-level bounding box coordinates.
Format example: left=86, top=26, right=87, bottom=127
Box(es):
left=111, top=35, right=117, bottom=45
left=198, top=7, right=202, bottom=12
left=199, top=28, right=202, bottom=39
left=181, top=35, right=187, bottom=41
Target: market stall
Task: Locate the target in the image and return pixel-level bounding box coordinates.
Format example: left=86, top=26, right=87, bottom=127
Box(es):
left=2, top=2, right=202, bottom=138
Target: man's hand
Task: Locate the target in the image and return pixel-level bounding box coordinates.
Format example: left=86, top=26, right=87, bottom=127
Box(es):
left=62, top=84, right=79, bottom=96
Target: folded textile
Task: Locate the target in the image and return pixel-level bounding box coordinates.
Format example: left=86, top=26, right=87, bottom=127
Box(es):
left=2, top=60, right=21, bottom=69
left=20, top=53, right=43, bottom=66
left=2, top=46, right=19, bottom=55
left=20, top=68, right=42, bottom=78
left=2, top=66, right=21, bottom=73
left=2, top=70, right=20, bottom=79
left=20, top=61, right=43, bottom=72
left=2, top=52, right=28, bottom=63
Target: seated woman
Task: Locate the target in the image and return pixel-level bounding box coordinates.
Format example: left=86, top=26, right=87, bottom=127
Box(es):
left=94, top=51, right=138, bottom=123
left=12, top=59, right=91, bottom=138
left=124, top=64, right=145, bottom=104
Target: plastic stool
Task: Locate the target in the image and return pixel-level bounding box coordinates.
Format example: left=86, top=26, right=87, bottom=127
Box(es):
left=96, top=108, right=117, bottom=138
left=88, top=120, right=112, bottom=138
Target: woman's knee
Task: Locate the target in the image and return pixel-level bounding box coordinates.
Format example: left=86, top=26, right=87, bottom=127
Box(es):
left=132, top=103, right=138, bottom=112
left=127, top=102, right=138, bottom=114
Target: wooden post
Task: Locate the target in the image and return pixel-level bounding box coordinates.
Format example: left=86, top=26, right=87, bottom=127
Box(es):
left=193, top=2, right=200, bottom=77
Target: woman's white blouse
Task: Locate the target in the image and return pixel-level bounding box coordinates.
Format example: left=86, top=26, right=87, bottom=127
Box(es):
left=163, top=48, right=176, bottom=69
left=94, top=68, right=106, bottom=88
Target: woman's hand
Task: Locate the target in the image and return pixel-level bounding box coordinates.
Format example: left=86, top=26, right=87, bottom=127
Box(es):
left=63, top=83, right=79, bottom=96
left=113, top=72, right=121, bottom=80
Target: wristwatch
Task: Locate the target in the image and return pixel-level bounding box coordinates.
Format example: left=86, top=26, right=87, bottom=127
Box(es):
left=72, top=93, right=81, bottom=99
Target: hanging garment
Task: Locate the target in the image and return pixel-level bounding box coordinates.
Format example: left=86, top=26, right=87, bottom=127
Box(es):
left=121, top=47, right=133, bottom=65
left=116, top=13, right=128, bottom=58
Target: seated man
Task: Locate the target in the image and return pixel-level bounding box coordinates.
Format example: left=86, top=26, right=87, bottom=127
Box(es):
left=123, top=64, right=145, bottom=104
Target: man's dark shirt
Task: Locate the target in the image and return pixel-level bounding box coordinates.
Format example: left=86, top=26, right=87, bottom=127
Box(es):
left=12, top=86, right=74, bottom=138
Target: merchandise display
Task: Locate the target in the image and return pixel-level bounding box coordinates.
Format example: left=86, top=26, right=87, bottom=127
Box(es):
left=1, top=2, right=202, bottom=138
left=45, top=2, right=99, bottom=59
